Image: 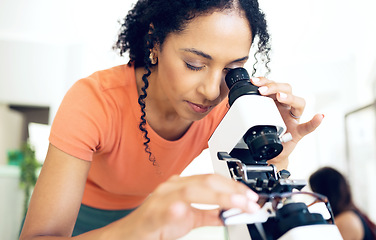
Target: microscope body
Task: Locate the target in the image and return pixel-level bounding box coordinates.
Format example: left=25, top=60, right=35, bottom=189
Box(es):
left=208, top=94, right=286, bottom=184
left=208, top=68, right=343, bottom=240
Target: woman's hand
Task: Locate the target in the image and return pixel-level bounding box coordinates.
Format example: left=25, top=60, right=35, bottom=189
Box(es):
left=251, top=77, right=324, bottom=170
left=110, top=174, right=260, bottom=240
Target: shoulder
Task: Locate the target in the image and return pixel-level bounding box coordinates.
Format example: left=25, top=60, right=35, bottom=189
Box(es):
left=66, top=64, right=134, bottom=98
left=65, top=64, right=136, bottom=111
left=50, top=65, right=137, bottom=160
left=85, top=64, right=135, bottom=90
left=335, top=211, right=364, bottom=240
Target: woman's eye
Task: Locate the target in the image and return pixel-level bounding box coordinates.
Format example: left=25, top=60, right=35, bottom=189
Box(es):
left=223, top=68, right=231, bottom=74
left=185, top=62, right=205, bottom=71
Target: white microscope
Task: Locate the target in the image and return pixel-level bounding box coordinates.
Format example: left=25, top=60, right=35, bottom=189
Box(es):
left=208, top=68, right=343, bottom=240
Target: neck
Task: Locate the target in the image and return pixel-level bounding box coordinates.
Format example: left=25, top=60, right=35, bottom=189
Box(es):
left=135, top=66, right=193, bottom=141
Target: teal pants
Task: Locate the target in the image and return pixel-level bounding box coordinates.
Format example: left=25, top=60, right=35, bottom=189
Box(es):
left=20, top=204, right=135, bottom=237
left=72, top=204, right=136, bottom=236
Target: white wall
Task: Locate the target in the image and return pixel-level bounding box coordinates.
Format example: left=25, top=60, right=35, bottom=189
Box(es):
left=0, top=0, right=135, bottom=120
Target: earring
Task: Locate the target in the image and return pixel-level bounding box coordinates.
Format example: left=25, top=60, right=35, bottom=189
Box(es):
left=149, top=52, right=158, bottom=65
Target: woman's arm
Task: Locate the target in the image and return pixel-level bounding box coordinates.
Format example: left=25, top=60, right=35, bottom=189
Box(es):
left=103, top=174, right=261, bottom=240
left=335, top=211, right=364, bottom=240
left=19, top=144, right=92, bottom=239
left=20, top=144, right=261, bottom=240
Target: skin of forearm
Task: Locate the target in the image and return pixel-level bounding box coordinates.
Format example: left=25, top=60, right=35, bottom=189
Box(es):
left=20, top=218, right=136, bottom=240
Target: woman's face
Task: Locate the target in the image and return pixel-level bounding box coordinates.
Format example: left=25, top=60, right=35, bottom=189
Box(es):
left=154, top=10, right=252, bottom=121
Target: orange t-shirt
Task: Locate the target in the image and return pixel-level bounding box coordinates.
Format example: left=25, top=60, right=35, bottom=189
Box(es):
left=49, top=64, right=228, bottom=210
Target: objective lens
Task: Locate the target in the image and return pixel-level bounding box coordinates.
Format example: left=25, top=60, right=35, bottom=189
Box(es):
left=243, top=126, right=283, bottom=161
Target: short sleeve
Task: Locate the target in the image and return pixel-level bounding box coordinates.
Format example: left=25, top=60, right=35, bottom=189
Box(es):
left=49, top=77, right=110, bottom=161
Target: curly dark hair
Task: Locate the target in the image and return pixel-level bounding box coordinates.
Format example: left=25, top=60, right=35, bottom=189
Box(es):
left=113, top=0, right=271, bottom=165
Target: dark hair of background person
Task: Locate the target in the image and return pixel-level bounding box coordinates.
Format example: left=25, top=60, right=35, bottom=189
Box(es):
left=113, top=0, right=271, bottom=165
left=309, top=167, right=376, bottom=239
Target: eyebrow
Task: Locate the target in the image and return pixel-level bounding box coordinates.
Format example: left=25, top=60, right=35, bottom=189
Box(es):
left=181, top=48, right=249, bottom=63
left=181, top=48, right=212, bottom=59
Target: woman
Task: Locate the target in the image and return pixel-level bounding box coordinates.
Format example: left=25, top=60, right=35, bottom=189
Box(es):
left=19, top=0, right=323, bottom=239
left=309, top=167, right=376, bottom=240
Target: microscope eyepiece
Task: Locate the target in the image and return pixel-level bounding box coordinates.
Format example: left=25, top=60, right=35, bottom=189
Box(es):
left=225, top=68, right=259, bottom=106
left=225, top=67, right=250, bottom=89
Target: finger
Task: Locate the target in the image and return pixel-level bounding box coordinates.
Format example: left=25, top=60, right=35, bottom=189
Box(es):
left=183, top=190, right=260, bottom=214
left=173, top=175, right=260, bottom=213
left=277, top=93, right=306, bottom=118
left=178, top=174, right=252, bottom=197
left=257, top=83, right=293, bottom=104
left=164, top=201, right=222, bottom=228
left=257, top=82, right=291, bottom=95
left=250, top=76, right=274, bottom=86
left=297, top=113, right=324, bottom=138
left=250, top=76, right=290, bottom=92
left=250, top=79, right=305, bottom=119
left=250, top=77, right=276, bottom=99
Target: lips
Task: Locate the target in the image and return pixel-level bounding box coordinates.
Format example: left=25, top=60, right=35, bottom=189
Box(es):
left=187, top=101, right=213, bottom=114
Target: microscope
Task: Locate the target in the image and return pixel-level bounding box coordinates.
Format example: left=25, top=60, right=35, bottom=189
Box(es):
left=208, top=68, right=343, bottom=240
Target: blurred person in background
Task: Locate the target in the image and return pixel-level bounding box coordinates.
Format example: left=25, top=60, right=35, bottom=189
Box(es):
left=309, top=166, right=376, bottom=240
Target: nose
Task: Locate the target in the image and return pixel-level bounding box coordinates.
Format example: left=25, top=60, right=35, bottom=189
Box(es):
left=197, top=70, right=224, bottom=101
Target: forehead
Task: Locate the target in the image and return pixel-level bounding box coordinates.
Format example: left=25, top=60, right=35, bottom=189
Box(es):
left=164, top=10, right=253, bottom=60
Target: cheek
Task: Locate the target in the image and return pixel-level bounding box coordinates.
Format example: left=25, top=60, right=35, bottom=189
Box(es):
left=162, top=63, right=201, bottom=92
left=220, top=82, right=229, bottom=98
left=158, top=62, right=194, bottom=95
left=158, top=59, right=180, bottom=89
left=170, top=73, right=201, bottom=95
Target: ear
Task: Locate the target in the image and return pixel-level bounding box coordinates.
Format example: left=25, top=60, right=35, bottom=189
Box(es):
left=147, top=23, right=160, bottom=56
left=151, top=43, right=161, bottom=57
